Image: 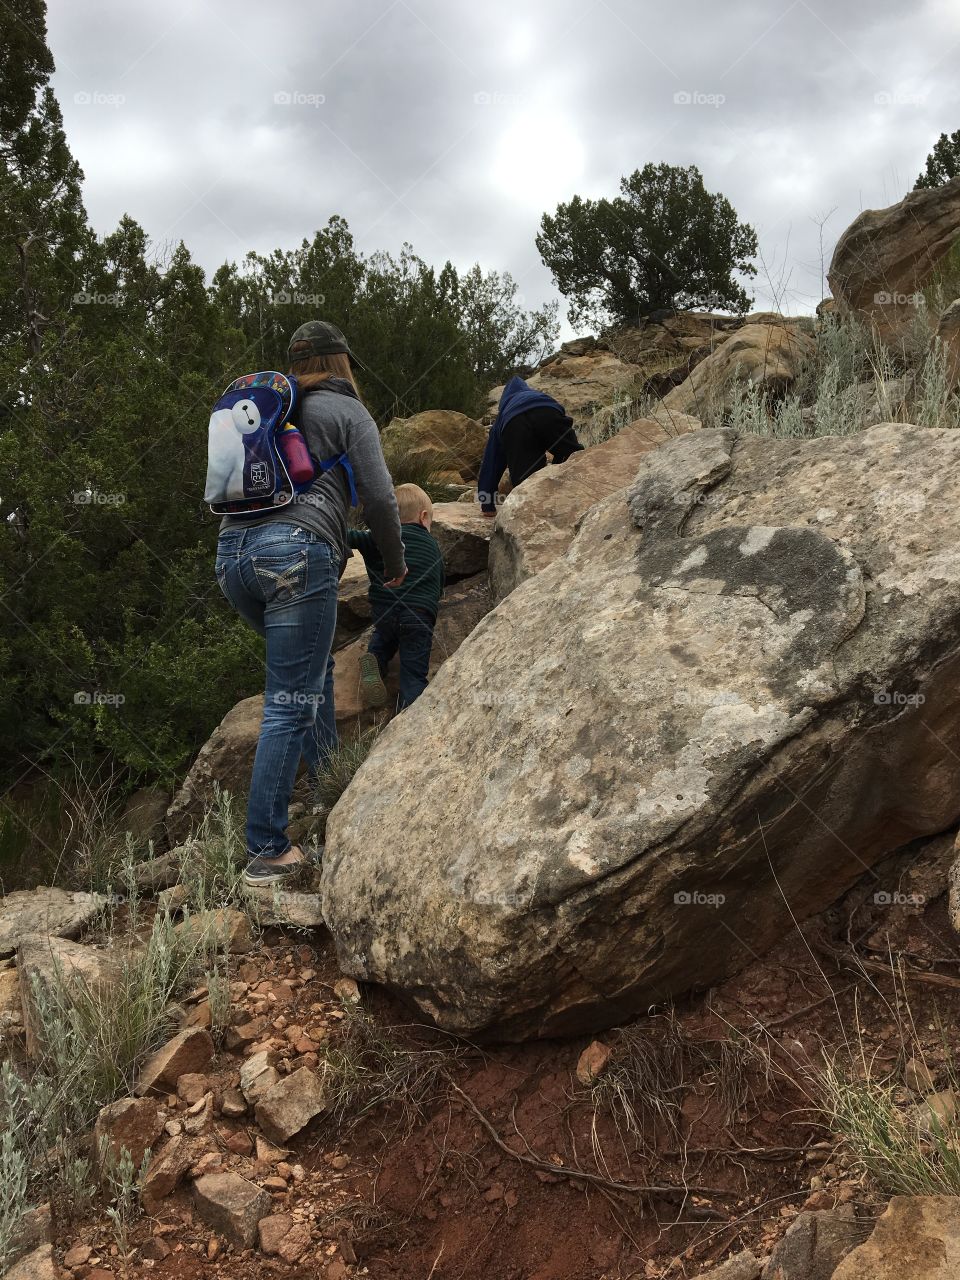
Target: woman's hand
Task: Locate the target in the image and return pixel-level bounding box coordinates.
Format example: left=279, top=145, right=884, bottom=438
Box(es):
left=384, top=565, right=408, bottom=588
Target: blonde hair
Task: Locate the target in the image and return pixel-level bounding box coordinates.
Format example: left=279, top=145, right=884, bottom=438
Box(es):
left=288, top=352, right=362, bottom=401
left=395, top=483, right=432, bottom=523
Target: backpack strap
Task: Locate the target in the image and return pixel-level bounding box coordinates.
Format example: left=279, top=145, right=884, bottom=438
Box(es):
left=317, top=452, right=359, bottom=508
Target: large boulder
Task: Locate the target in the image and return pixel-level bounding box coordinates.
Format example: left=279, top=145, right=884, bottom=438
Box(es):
left=828, top=177, right=960, bottom=340
left=321, top=424, right=960, bottom=1039
left=429, top=503, right=492, bottom=576
left=661, top=322, right=813, bottom=418
left=0, top=888, right=108, bottom=959
left=381, top=410, right=488, bottom=482
left=166, top=695, right=264, bottom=842
left=832, top=1196, right=960, bottom=1279
left=489, top=415, right=699, bottom=600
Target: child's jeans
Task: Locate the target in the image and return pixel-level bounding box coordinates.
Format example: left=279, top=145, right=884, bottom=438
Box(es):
left=215, top=523, right=339, bottom=859
left=368, top=603, right=435, bottom=709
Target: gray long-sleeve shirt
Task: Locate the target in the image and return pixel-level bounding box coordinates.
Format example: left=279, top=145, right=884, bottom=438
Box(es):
left=220, top=383, right=406, bottom=579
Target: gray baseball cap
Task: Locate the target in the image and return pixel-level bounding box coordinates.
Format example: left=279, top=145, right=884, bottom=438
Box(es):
left=287, top=320, right=363, bottom=368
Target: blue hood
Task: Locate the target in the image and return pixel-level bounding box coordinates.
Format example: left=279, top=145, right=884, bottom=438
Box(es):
left=495, top=376, right=566, bottom=429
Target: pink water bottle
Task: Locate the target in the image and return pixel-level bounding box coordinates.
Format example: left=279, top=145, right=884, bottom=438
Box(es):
left=277, top=423, right=315, bottom=486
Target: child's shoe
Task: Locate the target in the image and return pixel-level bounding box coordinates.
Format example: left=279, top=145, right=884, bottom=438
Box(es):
left=358, top=652, right=388, bottom=708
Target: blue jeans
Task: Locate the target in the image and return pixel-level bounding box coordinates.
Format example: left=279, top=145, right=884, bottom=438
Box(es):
left=368, top=604, right=435, bottom=709
left=215, top=524, right=339, bottom=858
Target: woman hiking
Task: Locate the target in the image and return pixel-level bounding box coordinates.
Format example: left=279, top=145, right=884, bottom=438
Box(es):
left=215, top=321, right=406, bottom=886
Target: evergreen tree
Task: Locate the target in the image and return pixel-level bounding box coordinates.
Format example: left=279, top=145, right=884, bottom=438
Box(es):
left=915, top=130, right=960, bottom=189
left=537, top=164, right=758, bottom=330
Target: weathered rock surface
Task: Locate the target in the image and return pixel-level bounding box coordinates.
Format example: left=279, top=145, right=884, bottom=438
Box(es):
left=141, top=1134, right=202, bottom=1212
left=121, top=786, right=171, bottom=843
left=489, top=415, right=699, bottom=600
left=662, top=322, right=813, bottom=418
left=702, top=1251, right=761, bottom=1280
left=135, top=1028, right=214, bottom=1096
left=193, top=1171, right=271, bottom=1248
left=335, top=554, right=372, bottom=647
left=258, top=1213, right=312, bottom=1261
left=322, top=424, right=960, bottom=1039
left=937, top=297, right=960, bottom=389
left=0, top=888, right=108, bottom=958
left=244, top=886, right=325, bottom=929
left=174, top=907, right=253, bottom=955
left=5, top=1243, right=56, bottom=1280
left=240, top=1050, right=280, bottom=1104
left=828, top=176, right=960, bottom=339
left=430, top=503, right=492, bottom=576
left=166, top=697, right=263, bottom=841
left=93, top=1097, right=164, bottom=1170
left=832, top=1196, right=960, bottom=1278
left=255, top=1066, right=327, bottom=1143
left=761, top=1206, right=864, bottom=1279
left=381, top=409, right=488, bottom=482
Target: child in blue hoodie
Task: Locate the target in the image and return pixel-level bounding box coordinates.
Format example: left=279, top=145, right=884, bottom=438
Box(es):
left=477, top=376, right=583, bottom=515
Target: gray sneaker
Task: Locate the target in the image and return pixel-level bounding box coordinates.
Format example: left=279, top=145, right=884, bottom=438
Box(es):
left=243, top=854, right=309, bottom=887
left=358, top=652, right=388, bottom=708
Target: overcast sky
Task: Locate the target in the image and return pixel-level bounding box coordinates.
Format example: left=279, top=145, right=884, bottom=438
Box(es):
left=46, top=0, right=960, bottom=337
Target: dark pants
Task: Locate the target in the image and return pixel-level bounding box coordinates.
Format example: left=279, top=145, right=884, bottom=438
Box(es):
left=368, top=603, right=436, bottom=709
left=503, top=407, right=583, bottom=487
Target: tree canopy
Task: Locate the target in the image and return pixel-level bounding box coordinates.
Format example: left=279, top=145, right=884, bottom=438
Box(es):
left=915, top=130, right=960, bottom=189
left=536, top=163, right=758, bottom=330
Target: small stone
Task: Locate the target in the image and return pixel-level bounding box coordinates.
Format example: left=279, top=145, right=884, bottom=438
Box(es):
left=576, top=1039, right=612, bottom=1085
left=177, top=1074, right=210, bottom=1106
left=255, top=1068, right=327, bottom=1144
left=221, top=1089, right=247, bottom=1117
left=905, top=1056, right=935, bottom=1093
left=325, top=1259, right=349, bottom=1280
left=175, top=908, right=254, bottom=955
left=183, top=1002, right=212, bottom=1030
left=194, top=1172, right=271, bottom=1249
left=93, top=1097, right=164, bottom=1172
left=239, top=1051, right=279, bottom=1104
left=141, top=1136, right=201, bottom=1213
left=329, top=1154, right=350, bottom=1170
left=263, top=1176, right=288, bottom=1192
left=141, top=1237, right=172, bottom=1261
left=223, top=1130, right=254, bottom=1156
left=157, top=884, right=189, bottom=913
left=190, top=1152, right=223, bottom=1179
left=333, top=977, right=360, bottom=1004
left=135, top=1028, right=214, bottom=1096
left=164, top=1120, right=183, bottom=1138
left=64, top=1242, right=92, bottom=1268
left=206, top=1236, right=220, bottom=1261
left=255, top=1136, right=291, bottom=1164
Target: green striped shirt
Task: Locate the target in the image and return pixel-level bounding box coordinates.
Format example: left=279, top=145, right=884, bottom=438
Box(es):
left=347, top=523, right=445, bottom=619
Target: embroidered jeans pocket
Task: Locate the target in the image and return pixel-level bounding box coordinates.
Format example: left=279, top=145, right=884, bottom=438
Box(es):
left=252, top=550, right=308, bottom=604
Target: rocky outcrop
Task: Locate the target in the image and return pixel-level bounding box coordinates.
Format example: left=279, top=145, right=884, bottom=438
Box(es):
left=322, top=424, right=960, bottom=1039
left=489, top=415, right=699, bottom=600
left=828, top=177, right=960, bottom=340
left=761, top=1206, right=865, bottom=1279
left=381, top=410, right=488, bottom=482
left=661, top=322, right=813, bottom=418
left=0, top=888, right=108, bottom=959
left=832, top=1196, right=960, bottom=1278
left=937, top=298, right=960, bottom=388
left=19, top=935, right=119, bottom=1056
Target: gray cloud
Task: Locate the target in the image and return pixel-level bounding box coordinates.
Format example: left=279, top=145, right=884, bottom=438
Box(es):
left=48, top=0, right=960, bottom=336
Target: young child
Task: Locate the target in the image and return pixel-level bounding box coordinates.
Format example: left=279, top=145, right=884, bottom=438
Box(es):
left=347, top=483, right=444, bottom=710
